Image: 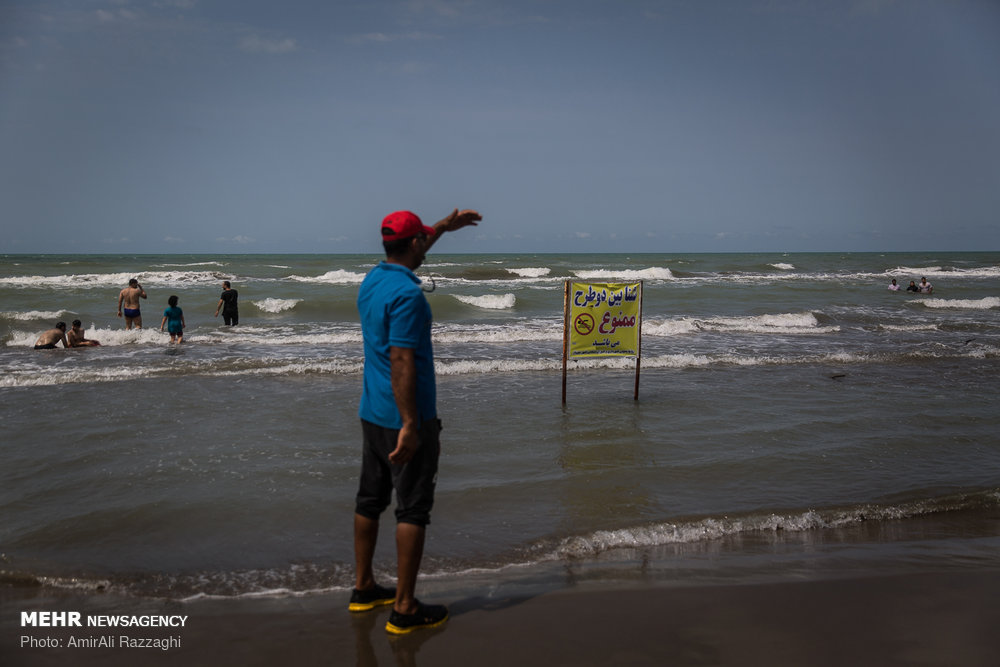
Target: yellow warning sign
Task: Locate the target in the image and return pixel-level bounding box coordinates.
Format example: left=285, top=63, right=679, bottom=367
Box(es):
left=567, top=282, right=641, bottom=358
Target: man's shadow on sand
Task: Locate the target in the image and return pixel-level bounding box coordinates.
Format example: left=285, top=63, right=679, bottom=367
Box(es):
left=351, top=594, right=535, bottom=667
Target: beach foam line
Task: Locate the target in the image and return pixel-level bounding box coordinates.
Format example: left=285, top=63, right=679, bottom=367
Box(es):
left=1, top=309, right=69, bottom=321
left=6, top=345, right=995, bottom=387
left=0, top=358, right=365, bottom=387
left=15, top=489, right=996, bottom=601
left=919, top=296, right=1000, bottom=310
left=0, top=270, right=232, bottom=289
left=155, top=261, right=226, bottom=268
left=3, top=562, right=354, bottom=601
left=551, top=488, right=1000, bottom=559
left=878, top=323, right=941, bottom=332
left=887, top=265, right=1000, bottom=279
left=645, top=312, right=838, bottom=336
left=434, top=325, right=560, bottom=343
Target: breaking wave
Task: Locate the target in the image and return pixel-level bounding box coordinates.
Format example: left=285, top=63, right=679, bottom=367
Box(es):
left=451, top=294, right=516, bottom=309
left=252, top=298, right=301, bottom=313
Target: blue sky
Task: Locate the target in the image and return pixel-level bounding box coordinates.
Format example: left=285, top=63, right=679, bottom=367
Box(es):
left=1, top=0, right=998, bottom=254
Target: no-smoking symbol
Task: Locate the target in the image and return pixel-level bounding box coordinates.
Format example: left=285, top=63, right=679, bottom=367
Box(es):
left=574, top=313, right=595, bottom=336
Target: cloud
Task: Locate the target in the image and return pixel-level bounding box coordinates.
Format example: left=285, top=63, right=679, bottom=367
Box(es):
left=102, top=237, right=131, bottom=244
left=347, top=31, right=441, bottom=45
left=164, top=236, right=184, bottom=243
left=575, top=232, right=591, bottom=239
left=239, top=34, right=297, bottom=54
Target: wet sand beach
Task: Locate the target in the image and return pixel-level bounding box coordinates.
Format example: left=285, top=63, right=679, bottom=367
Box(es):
left=5, top=568, right=1000, bottom=667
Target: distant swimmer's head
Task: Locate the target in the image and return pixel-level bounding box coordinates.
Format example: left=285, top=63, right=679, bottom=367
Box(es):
left=72, top=319, right=82, bottom=328
left=223, top=280, right=231, bottom=289
left=129, top=278, right=139, bottom=287
left=168, top=295, right=179, bottom=307
left=55, top=322, right=66, bottom=331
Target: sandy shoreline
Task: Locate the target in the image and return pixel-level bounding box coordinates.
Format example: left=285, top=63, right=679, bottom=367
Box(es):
left=4, top=568, right=1000, bottom=666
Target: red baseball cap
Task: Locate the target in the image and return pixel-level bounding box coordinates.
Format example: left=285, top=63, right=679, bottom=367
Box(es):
left=381, top=211, right=436, bottom=240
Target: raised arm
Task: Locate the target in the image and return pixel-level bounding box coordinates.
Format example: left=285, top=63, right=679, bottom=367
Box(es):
left=424, top=209, right=481, bottom=254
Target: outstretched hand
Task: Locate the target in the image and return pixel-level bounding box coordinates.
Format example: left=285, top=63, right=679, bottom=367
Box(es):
left=436, top=209, right=482, bottom=234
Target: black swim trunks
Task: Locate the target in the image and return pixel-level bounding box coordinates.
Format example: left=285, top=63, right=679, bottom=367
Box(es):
left=34, top=343, right=57, bottom=350
left=356, top=418, right=441, bottom=526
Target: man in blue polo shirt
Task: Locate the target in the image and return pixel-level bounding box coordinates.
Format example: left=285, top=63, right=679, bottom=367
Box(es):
left=350, top=207, right=482, bottom=635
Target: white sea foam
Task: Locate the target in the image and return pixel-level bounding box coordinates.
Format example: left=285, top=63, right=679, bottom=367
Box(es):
left=0, top=358, right=365, bottom=387
left=646, top=312, right=837, bottom=336
left=878, top=323, right=940, bottom=332
left=1, top=365, right=162, bottom=387
left=6, top=326, right=164, bottom=347
left=0, top=270, right=229, bottom=289
left=507, top=267, right=551, bottom=278
left=1, top=310, right=69, bottom=321
left=196, top=330, right=362, bottom=346
left=919, top=296, right=1000, bottom=310
left=5, top=342, right=994, bottom=387
left=769, top=263, right=796, bottom=271
left=211, top=359, right=363, bottom=377
left=552, top=492, right=1000, bottom=558
left=252, top=298, right=301, bottom=313
left=285, top=270, right=365, bottom=284
left=436, top=358, right=562, bottom=375
left=434, top=325, right=559, bottom=343
left=572, top=267, right=675, bottom=281
left=886, top=265, right=1000, bottom=279
left=643, top=320, right=701, bottom=336
left=451, top=294, right=516, bottom=310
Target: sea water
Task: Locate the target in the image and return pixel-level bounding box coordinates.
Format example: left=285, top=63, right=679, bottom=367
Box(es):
left=1, top=252, right=999, bottom=599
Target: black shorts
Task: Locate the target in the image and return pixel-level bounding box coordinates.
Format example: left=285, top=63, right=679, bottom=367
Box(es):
left=223, top=310, right=238, bottom=325
left=356, top=418, right=441, bottom=526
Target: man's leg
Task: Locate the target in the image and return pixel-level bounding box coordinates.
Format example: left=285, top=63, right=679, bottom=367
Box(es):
left=394, top=522, right=425, bottom=614
left=354, top=513, right=380, bottom=591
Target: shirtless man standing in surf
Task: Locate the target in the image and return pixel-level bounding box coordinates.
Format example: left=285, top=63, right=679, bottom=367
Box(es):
left=117, top=278, right=147, bottom=329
